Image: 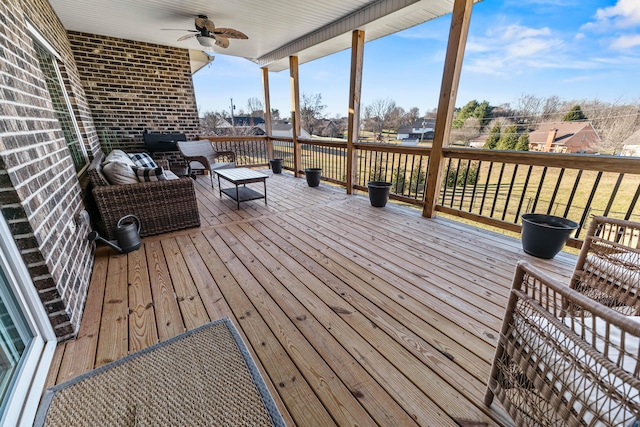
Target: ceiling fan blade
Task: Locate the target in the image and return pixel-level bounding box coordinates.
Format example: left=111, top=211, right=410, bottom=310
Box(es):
left=213, top=28, right=248, bottom=39
left=194, top=17, right=207, bottom=29
left=214, top=36, right=230, bottom=48
left=195, top=17, right=216, bottom=32
left=177, top=33, right=198, bottom=42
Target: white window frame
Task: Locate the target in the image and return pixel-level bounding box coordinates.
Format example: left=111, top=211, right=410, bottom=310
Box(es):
left=26, top=20, right=89, bottom=175
left=0, top=214, right=56, bottom=427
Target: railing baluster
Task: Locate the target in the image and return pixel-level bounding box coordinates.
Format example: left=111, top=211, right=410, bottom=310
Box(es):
left=563, top=169, right=583, bottom=218
left=530, top=166, right=547, bottom=214
left=502, top=164, right=518, bottom=221
left=442, top=158, right=453, bottom=205
left=450, top=158, right=461, bottom=208
left=576, top=171, right=603, bottom=238
left=625, top=184, right=640, bottom=221
left=479, top=162, right=493, bottom=216
left=417, top=156, right=425, bottom=201
left=490, top=163, right=506, bottom=218
left=546, top=169, right=565, bottom=216
left=603, top=173, right=624, bottom=217
left=515, top=165, right=533, bottom=222
left=469, top=161, right=481, bottom=213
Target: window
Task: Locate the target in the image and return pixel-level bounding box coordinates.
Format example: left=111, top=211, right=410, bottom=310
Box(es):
left=32, top=41, right=88, bottom=174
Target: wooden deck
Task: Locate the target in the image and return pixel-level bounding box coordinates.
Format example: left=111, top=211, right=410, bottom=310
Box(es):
left=46, top=170, right=577, bottom=426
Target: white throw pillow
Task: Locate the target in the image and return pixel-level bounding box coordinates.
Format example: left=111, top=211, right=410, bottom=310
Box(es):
left=102, top=161, right=139, bottom=185
left=103, top=149, right=135, bottom=167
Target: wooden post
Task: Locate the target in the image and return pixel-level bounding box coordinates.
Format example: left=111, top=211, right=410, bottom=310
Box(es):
left=346, top=30, right=365, bottom=195
left=422, top=0, right=474, bottom=218
left=262, top=67, right=274, bottom=160
left=289, top=56, right=302, bottom=177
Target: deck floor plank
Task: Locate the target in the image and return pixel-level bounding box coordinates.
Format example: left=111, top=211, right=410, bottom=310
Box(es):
left=54, top=170, right=577, bottom=426
left=56, top=246, right=109, bottom=382
left=145, top=240, right=185, bottom=341
left=215, top=224, right=381, bottom=426
left=95, top=252, right=129, bottom=367
left=199, top=229, right=335, bottom=426
left=127, top=245, right=158, bottom=353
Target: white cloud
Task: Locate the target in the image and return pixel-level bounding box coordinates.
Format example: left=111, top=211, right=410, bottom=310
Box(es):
left=464, top=23, right=567, bottom=76
left=611, top=34, right=640, bottom=49
left=583, top=0, right=640, bottom=31
left=596, top=0, right=640, bottom=27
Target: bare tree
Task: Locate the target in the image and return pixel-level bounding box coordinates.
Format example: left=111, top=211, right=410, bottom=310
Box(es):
left=300, top=93, right=327, bottom=136
left=365, top=97, right=397, bottom=136
left=541, top=95, right=563, bottom=121
left=404, top=107, right=420, bottom=127
left=450, top=117, right=481, bottom=146
left=580, top=99, right=640, bottom=154
left=514, top=94, right=543, bottom=125
left=200, top=111, right=227, bottom=136
left=246, top=97, right=264, bottom=117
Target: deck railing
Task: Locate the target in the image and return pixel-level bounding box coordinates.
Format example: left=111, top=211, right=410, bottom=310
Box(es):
left=439, top=149, right=640, bottom=242
left=201, top=136, right=270, bottom=167
left=203, top=135, right=640, bottom=243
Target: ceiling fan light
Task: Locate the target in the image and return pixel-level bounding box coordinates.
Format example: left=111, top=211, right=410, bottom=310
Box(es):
left=197, top=35, right=216, bottom=47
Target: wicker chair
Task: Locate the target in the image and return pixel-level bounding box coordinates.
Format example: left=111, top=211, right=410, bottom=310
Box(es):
left=485, top=261, right=640, bottom=426
left=177, top=140, right=236, bottom=187
left=87, top=153, right=200, bottom=240
left=570, top=216, right=640, bottom=315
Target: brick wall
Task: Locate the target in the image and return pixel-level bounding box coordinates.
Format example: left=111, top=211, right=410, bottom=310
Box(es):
left=67, top=32, right=201, bottom=151
left=0, top=0, right=98, bottom=339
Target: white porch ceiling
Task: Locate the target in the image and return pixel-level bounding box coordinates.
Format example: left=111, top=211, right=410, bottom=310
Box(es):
left=49, top=0, right=474, bottom=72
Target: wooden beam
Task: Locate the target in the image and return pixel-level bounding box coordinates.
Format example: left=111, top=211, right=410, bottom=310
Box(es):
left=346, top=30, right=365, bottom=195
left=262, top=67, right=274, bottom=160
left=290, top=56, right=302, bottom=177
left=422, top=0, right=474, bottom=218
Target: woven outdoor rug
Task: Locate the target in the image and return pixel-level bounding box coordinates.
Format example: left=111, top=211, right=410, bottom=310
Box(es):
left=35, top=318, right=286, bottom=426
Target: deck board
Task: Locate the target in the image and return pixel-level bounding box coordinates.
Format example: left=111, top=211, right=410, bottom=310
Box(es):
left=54, top=169, right=576, bottom=426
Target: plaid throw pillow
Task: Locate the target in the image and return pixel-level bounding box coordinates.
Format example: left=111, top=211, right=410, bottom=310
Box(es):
left=129, top=152, right=157, bottom=168
left=132, top=166, right=167, bottom=182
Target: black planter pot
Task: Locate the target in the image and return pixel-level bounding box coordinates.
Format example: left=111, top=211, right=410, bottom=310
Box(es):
left=368, top=181, right=392, bottom=207
left=521, top=213, right=579, bottom=259
left=269, top=158, right=283, bottom=174
left=304, top=168, right=322, bottom=187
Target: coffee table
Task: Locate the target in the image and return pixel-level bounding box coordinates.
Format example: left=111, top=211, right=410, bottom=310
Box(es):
left=215, top=168, right=268, bottom=209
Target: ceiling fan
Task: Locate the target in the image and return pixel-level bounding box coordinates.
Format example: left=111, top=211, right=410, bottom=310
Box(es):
left=167, top=15, right=248, bottom=48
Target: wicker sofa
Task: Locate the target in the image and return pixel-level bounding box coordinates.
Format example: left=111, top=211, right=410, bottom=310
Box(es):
left=485, top=216, right=640, bottom=426
left=87, top=152, right=200, bottom=240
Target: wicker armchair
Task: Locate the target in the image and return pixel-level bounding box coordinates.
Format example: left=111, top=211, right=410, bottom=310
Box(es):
left=177, top=140, right=236, bottom=187
left=87, top=153, right=200, bottom=240
left=485, top=262, right=640, bottom=426
left=570, top=216, right=640, bottom=315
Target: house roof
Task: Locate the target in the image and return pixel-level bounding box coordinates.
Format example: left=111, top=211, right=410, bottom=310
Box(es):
left=529, top=122, right=595, bottom=144
left=222, top=116, right=265, bottom=127
left=623, top=129, right=640, bottom=146
left=529, top=121, right=600, bottom=152
left=48, top=0, right=481, bottom=72
left=255, top=123, right=311, bottom=139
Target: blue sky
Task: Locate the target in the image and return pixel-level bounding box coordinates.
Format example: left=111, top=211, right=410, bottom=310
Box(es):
left=193, top=0, right=640, bottom=118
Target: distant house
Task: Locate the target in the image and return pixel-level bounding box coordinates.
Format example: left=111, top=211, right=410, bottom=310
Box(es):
left=621, top=129, right=640, bottom=157
left=468, top=134, right=489, bottom=148
left=397, top=119, right=436, bottom=141
left=221, top=116, right=265, bottom=127
left=254, top=122, right=312, bottom=139
left=316, top=119, right=343, bottom=138
left=216, top=116, right=266, bottom=136
left=528, top=122, right=600, bottom=153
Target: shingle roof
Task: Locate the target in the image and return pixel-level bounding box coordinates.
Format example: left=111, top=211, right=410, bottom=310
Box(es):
left=623, top=129, right=640, bottom=145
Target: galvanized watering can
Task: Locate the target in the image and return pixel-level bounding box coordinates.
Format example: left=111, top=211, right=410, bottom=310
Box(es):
left=87, top=214, right=141, bottom=254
